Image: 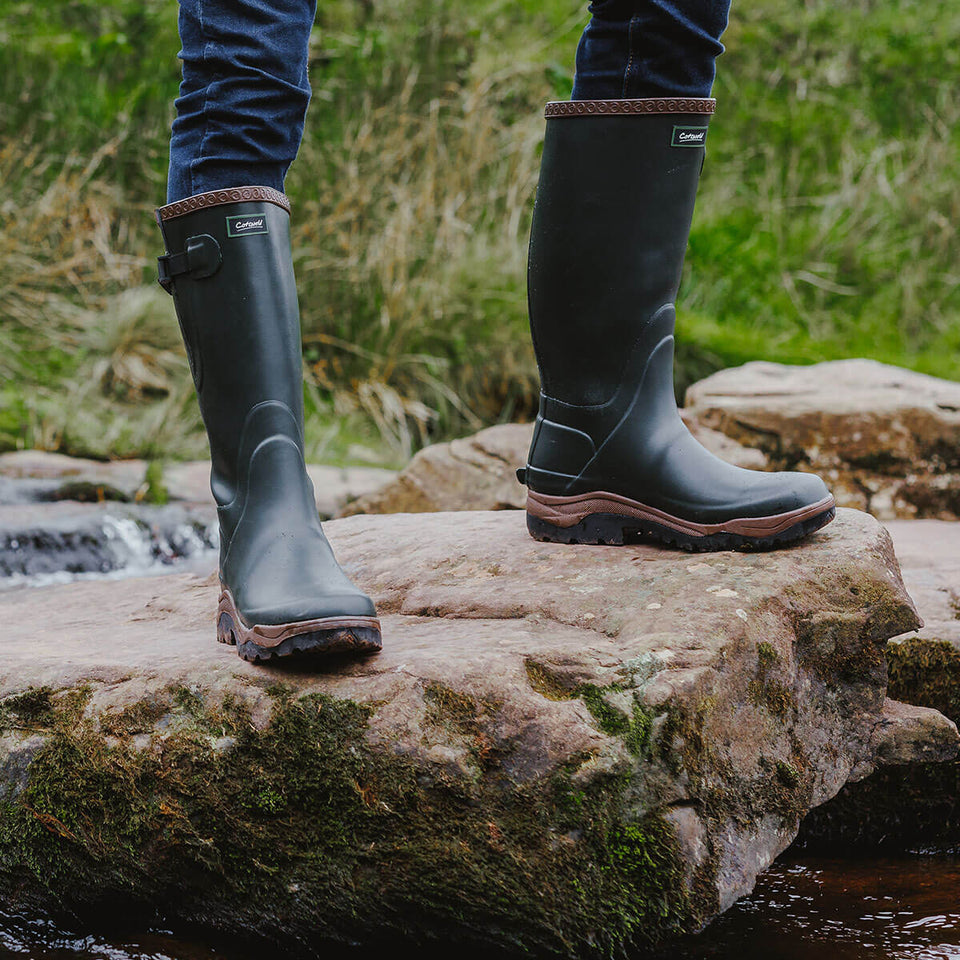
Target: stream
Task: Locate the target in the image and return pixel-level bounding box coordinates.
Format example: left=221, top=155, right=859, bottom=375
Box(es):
left=0, top=475, right=218, bottom=590
left=1, top=852, right=959, bottom=959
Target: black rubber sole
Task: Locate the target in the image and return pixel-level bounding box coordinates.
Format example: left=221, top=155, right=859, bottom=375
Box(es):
left=526, top=505, right=837, bottom=552
left=217, top=611, right=382, bottom=663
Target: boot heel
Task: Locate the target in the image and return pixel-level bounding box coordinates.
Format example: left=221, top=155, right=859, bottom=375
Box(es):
left=526, top=511, right=631, bottom=545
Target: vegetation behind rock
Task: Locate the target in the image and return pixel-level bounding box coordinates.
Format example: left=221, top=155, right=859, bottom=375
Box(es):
left=1, top=0, right=957, bottom=464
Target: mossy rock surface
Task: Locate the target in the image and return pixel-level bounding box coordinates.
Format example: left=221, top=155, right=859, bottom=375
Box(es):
left=799, top=519, right=960, bottom=850
left=799, top=637, right=960, bottom=850
left=0, top=509, right=932, bottom=955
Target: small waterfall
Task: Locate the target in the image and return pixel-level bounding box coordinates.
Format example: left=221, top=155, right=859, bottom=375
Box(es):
left=0, top=504, right=218, bottom=590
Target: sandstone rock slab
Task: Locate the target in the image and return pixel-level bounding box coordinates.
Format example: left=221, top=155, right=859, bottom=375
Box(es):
left=0, top=450, right=150, bottom=503
left=164, top=459, right=397, bottom=518
left=858, top=698, right=958, bottom=777
left=685, top=359, right=960, bottom=520
left=0, top=509, right=940, bottom=954
left=886, top=519, right=960, bottom=647
left=338, top=423, right=531, bottom=516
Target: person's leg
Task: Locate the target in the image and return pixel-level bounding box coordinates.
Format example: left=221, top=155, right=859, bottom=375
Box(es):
left=571, top=0, right=730, bottom=100
left=157, top=1, right=382, bottom=659
left=167, top=0, right=316, bottom=203
left=520, top=2, right=836, bottom=549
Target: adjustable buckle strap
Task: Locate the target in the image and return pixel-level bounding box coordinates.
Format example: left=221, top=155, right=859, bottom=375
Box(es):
left=157, top=234, right=222, bottom=294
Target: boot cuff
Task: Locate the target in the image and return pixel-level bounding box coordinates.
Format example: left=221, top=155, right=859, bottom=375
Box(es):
left=156, top=186, right=291, bottom=223
left=545, top=98, right=716, bottom=119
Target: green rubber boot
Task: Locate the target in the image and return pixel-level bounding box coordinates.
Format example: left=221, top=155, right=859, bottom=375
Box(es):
left=519, top=99, right=835, bottom=551
left=157, top=187, right=381, bottom=660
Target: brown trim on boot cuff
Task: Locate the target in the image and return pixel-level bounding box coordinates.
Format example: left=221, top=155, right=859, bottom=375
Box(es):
left=156, top=186, right=291, bottom=223
left=545, top=98, right=716, bottom=119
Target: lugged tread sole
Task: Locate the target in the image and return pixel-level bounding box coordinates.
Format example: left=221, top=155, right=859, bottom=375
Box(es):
left=217, top=588, right=382, bottom=662
left=526, top=504, right=836, bottom=552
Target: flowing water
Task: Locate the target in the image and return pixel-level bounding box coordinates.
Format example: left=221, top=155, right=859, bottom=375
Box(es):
left=0, top=480, right=218, bottom=591
left=661, top=851, right=960, bottom=960
left=1, top=852, right=959, bottom=960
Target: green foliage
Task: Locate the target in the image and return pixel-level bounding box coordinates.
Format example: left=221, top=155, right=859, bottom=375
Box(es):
left=579, top=684, right=654, bottom=757
left=0, top=0, right=957, bottom=462
left=140, top=460, right=168, bottom=505
left=682, top=0, right=960, bottom=392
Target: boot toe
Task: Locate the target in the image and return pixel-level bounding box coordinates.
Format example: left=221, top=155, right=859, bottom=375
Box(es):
left=785, top=470, right=833, bottom=511
left=238, top=588, right=378, bottom=627
left=730, top=469, right=832, bottom=521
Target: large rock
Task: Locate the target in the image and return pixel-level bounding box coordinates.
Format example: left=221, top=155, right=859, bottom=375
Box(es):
left=0, top=450, right=151, bottom=504
left=886, top=520, right=960, bottom=647
left=338, top=423, right=531, bottom=515
left=0, top=509, right=949, bottom=955
left=685, top=359, right=960, bottom=520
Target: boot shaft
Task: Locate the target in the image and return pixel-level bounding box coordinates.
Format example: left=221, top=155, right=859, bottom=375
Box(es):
left=155, top=187, right=305, bottom=510
left=527, top=98, right=714, bottom=407
left=521, top=99, right=835, bottom=547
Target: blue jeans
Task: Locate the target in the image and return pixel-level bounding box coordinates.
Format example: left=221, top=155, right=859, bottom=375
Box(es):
left=572, top=0, right=730, bottom=100
left=166, top=1, right=730, bottom=203
left=166, top=0, right=316, bottom=203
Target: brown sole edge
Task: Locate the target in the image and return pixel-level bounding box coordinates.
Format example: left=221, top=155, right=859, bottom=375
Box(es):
left=526, top=490, right=836, bottom=551
left=217, top=587, right=382, bottom=662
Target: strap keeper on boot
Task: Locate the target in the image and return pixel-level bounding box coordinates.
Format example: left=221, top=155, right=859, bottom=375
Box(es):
left=157, top=234, right=222, bottom=294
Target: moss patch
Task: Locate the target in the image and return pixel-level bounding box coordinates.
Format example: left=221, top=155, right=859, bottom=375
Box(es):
left=0, top=682, right=701, bottom=956
left=97, top=695, right=173, bottom=738
left=887, top=637, right=960, bottom=725
left=757, top=641, right=778, bottom=669
left=607, top=816, right=688, bottom=926
left=775, top=760, right=801, bottom=790
left=747, top=678, right=795, bottom=720
left=578, top=685, right=654, bottom=758
left=0, top=688, right=54, bottom=728
left=523, top=659, right=577, bottom=701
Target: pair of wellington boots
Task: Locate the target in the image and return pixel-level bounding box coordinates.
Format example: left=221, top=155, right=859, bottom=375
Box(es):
left=157, top=98, right=834, bottom=663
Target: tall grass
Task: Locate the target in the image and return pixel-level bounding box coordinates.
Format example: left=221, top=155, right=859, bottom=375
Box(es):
left=682, top=1, right=960, bottom=376
left=0, top=0, right=957, bottom=463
